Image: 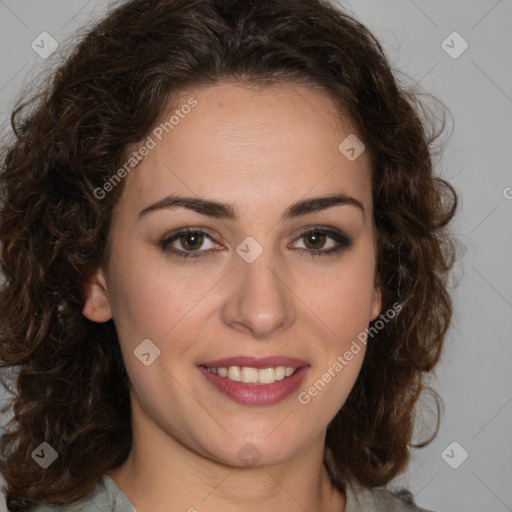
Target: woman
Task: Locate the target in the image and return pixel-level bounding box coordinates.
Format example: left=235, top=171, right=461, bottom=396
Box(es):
left=0, top=0, right=457, bottom=510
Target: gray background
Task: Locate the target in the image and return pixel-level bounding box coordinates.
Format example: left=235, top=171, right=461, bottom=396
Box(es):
left=0, top=1, right=511, bottom=511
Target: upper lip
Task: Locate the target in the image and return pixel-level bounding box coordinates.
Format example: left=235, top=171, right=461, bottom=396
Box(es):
left=198, top=356, right=309, bottom=369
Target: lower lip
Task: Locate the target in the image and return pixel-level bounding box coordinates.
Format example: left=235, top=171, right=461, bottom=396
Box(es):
left=199, top=366, right=309, bottom=406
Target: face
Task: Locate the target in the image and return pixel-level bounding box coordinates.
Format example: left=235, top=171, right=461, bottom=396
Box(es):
left=83, top=81, right=381, bottom=468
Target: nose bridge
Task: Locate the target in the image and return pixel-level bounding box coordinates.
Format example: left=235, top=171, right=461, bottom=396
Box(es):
left=221, top=242, right=296, bottom=338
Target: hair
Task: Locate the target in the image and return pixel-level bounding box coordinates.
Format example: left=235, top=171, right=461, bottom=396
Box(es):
left=0, top=0, right=458, bottom=510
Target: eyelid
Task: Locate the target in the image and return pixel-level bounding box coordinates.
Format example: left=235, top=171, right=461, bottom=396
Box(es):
left=160, top=225, right=349, bottom=245
left=160, top=227, right=219, bottom=248
left=160, top=226, right=221, bottom=244
left=290, top=226, right=352, bottom=249
left=290, top=224, right=347, bottom=240
left=158, top=224, right=352, bottom=260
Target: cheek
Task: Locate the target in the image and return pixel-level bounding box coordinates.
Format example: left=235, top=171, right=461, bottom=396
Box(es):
left=107, top=225, right=377, bottom=347
left=106, top=247, right=211, bottom=340
left=301, top=256, right=377, bottom=334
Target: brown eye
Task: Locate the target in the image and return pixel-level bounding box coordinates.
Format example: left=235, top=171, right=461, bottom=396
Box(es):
left=179, top=232, right=204, bottom=251
left=292, top=228, right=352, bottom=257
left=303, top=231, right=327, bottom=250
left=159, top=228, right=217, bottom=260
left=159, top=226, right=352, bottom=262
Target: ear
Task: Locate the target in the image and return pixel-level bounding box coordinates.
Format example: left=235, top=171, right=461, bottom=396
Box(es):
left=82, top=267, right=112, bottom=323
left=369, top=283, right=382, bottom=322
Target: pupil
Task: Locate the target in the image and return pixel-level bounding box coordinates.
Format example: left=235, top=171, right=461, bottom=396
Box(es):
left=182, top=232, right=202, bottom=250
left=306, top=231, right=324, bottom=249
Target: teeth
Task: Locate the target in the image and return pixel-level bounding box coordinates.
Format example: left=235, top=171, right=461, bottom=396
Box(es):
left=227, top=366, right=241, bottom=382
left=274, top=366, right=286, bottom=381
left=241, top=367, right=258, bottom=383
left=207, top=365, right=298, bottom=384
left=258, top=367, right=275, bottom=384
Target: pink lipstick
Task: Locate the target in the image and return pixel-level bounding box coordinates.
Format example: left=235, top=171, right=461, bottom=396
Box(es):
left=198, top=356, right=310, bottom=406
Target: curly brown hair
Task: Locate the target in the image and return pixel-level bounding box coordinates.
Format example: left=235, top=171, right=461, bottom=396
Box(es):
left=0, top=0, right=457, bottom=510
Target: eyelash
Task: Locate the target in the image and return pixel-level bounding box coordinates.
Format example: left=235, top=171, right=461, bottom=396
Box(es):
left=158, top=227, right=352, bottom=261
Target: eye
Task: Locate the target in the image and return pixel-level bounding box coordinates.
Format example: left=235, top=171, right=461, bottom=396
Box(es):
left=159, top=226, right=352, bottom=261
left=159, top=228, right=218, bottom=260
left=291, top=228, right=352, bottom=257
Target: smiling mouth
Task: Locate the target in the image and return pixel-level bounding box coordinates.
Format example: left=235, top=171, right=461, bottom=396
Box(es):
left=202, top=365, right=299, bottom=385
left=198, top=358, right=310, bottom=405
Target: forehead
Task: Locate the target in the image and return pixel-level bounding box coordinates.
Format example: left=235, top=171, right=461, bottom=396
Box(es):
left=115, top=81, right=372, bottom=221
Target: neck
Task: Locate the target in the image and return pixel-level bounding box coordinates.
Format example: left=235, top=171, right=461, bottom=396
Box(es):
left=107, top=400, right=345, bottom=512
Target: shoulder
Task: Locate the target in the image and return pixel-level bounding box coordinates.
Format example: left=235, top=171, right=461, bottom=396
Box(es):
left=344, top=478, right=435, bottom=512
left=28, top=474, right=136, bottom=512
left=367, top=487, right=434, bottom=512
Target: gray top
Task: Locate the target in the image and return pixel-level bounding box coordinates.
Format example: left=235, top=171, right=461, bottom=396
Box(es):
left=29, top=473, right=434, bottom=511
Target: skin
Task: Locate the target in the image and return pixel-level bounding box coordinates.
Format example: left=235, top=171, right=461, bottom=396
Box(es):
left=82, top=80, right=382, bottom=512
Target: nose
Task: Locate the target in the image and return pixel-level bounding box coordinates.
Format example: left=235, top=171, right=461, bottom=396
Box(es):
left=220, top=251, right=296, bottom=339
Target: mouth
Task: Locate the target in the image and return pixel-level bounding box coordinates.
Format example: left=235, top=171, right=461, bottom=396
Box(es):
left=202, top=365, right=299, bottom=385
left=198, top=356, right=310, bottom=405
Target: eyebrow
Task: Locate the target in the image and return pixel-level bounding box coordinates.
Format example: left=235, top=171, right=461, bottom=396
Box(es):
left=138, top=193, right=365, bottom=222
